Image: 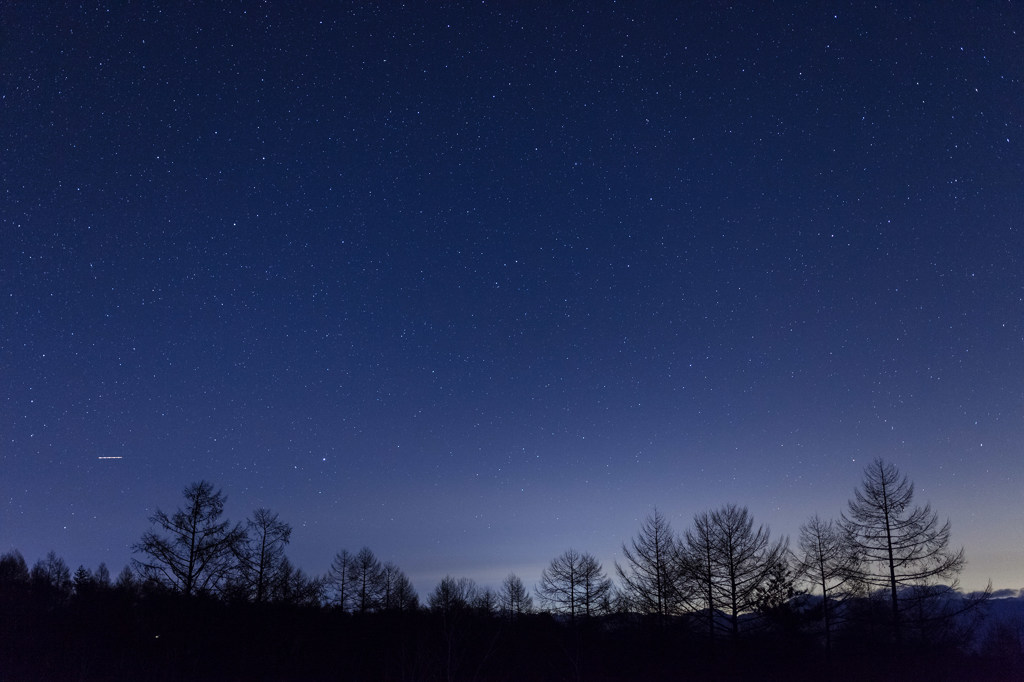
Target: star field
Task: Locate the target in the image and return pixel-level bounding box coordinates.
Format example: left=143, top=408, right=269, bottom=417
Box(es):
left=2, top=3, right=1022, bottom=596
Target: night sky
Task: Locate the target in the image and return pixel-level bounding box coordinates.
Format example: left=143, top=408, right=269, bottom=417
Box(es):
left=3, top=3, right=1022, bottom=597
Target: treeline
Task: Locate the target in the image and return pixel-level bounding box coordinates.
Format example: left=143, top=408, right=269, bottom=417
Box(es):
left=1, top=459, right=1020, bottom=681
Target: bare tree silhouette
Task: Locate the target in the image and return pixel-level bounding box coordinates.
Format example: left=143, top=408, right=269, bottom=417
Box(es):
left=132, top=481, right=246, bottom=596
left=841, top=459, right=966, bottom=642
left=537, top=549, right=612, bottom=623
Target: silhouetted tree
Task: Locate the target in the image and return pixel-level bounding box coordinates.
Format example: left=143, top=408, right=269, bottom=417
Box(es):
left=114, top=565, right=137, bottom=594
left=95, top=562, right=111, bottom=588
left=132, top=480, right=246, bottom=596
left=715, top=505, right=788, bottom=637
left=753, top=557, right=801, bottom=634
left=682, top=510, right=720, bottom=643
left=616, top=508, right=686, bottom=623
left=537, top=549, right=612, bottom=623
left=328, top=549, right=353, bottom=611
left=681, top=505, right=788, bottom=639
left=429, top=576, right=483, bottom=681
left=31, top=551, right=72, bottom=604
left=0, top=550, right=30, bottom=634
left=840, top=459, right=965, bottom=641
left=349, top=546, right=384, bottom=613
left=392, top=571, right=418, bottom=612
left=380, top=561, right=418, bottom=612
left=474, top=587, right=499, bottom=615
left=73, top=565, right=95, bottom=595
left=0, top=550, right=29, bottom=587
left=272, top=557, right=326, bottom=606
left=795, top=514, right=861, bottom=652
left=580, top=553, right=614, bottom=618
left=429, top=575, right=479, bottom=615
left=240, top=507, right=292, bottom=603
left=499, top=573, right=533, bottom=619
left=0, top=548, right=29, bottom=598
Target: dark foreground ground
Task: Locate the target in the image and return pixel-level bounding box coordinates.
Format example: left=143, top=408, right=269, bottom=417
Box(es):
left=2, top=586, right=1022, bottom=681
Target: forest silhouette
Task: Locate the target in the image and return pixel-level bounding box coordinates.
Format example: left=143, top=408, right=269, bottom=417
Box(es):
left=2, top=459, right=1020, bottom=681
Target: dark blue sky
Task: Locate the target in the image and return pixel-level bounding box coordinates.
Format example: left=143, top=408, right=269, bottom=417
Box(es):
left=3, top=2, right=1022, bottom=595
